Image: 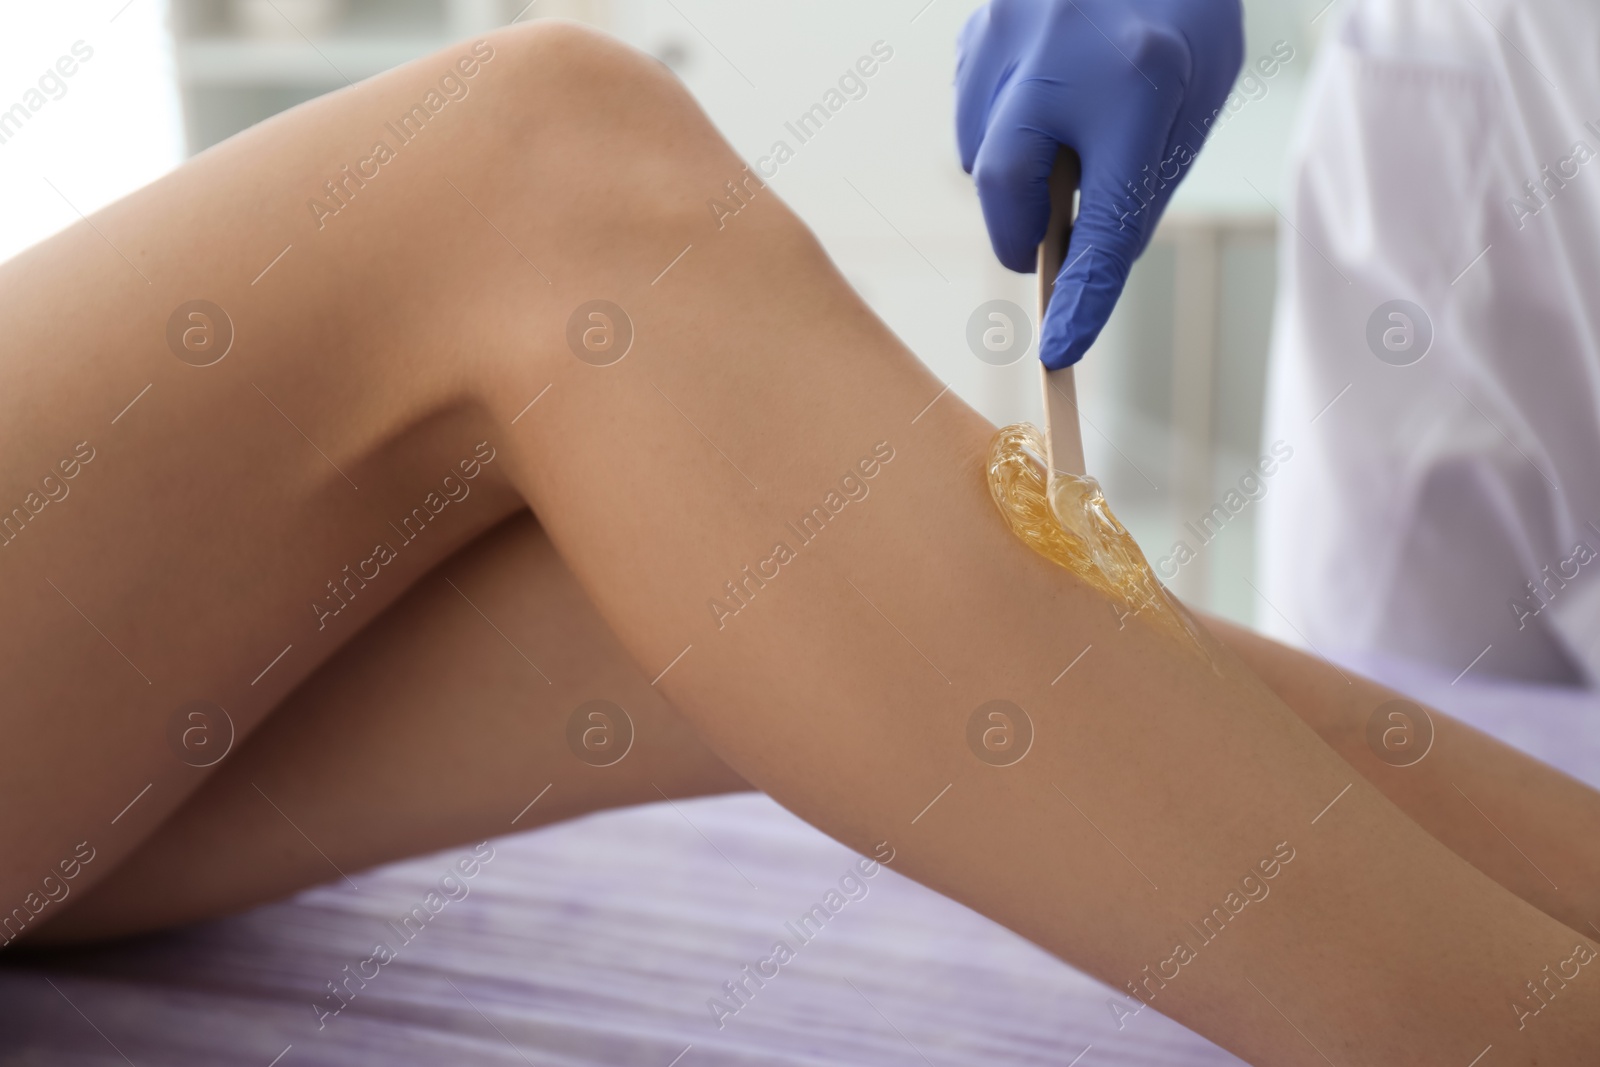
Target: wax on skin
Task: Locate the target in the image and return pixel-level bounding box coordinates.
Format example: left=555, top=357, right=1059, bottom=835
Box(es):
left=987, top=423, right=1210, bottom=656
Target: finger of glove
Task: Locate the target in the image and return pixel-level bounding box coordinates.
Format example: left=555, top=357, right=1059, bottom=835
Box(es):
left=954, top=4, right=1021, bottom=174
left=970, top=83, right=1070, bottom=272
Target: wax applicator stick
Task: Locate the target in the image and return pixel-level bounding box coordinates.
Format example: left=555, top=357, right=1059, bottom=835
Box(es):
left=1038, top=147, right=1085, bottom=477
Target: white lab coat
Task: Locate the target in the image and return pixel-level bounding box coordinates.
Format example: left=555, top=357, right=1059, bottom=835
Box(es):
left=1258, top=0, right=1600, bottom=685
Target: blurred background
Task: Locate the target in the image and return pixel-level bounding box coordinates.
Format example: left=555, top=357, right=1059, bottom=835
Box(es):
left=0, top=0, right=1342, bottom=625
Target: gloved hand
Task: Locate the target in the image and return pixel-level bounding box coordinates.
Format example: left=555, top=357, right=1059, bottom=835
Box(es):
left=957, top=0, right=1243, bottom=367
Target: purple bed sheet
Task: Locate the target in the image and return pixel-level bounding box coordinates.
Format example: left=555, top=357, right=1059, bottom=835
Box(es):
left=3, top=653, right=1595, bottom=1067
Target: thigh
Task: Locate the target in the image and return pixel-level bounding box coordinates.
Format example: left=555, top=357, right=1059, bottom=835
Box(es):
left=28, top=512, right=746, bottom=945
left=0, top=21, right=632, bottom=912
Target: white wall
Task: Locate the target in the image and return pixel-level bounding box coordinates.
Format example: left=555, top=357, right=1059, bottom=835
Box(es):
left=0, top=0, right=183, bottom=264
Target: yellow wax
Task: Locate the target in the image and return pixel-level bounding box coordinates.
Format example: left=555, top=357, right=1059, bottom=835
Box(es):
left=986, top=423, right=1208, bottom=654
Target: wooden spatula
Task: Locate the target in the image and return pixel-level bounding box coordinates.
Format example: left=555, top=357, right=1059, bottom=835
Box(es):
left=1037, top=147, right=1085, bottom=478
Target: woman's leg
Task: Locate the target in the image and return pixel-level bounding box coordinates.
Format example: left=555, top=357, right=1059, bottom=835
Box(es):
left=29, top=528, right=1600, bottom=953
left=26, top=511, right=747, bottom=944
left=1211, top=615, right=1600, bottom=942
left=0, top=19, right=1594, bottom=1064
left=28, top=518, right=1600, bottom=954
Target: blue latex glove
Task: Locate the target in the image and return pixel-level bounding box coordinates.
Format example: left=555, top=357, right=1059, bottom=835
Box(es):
left=957, top=0, right=1243, bottom=368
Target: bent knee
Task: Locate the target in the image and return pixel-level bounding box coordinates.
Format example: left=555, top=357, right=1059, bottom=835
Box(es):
left=480, top=20, right=734, bottom=187
left=489, top=19, right=683, bottom=106
left=451, top=20, right=768, bottom=268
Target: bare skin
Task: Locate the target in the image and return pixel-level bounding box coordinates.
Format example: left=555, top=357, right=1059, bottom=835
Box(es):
left=2, top=20, right=1597, bottom=1064
left=30, top=520, right=1600, bottom=955
left=21, top=513, right=749, bottom=943
left=1211, top=617, right=1600, bottom=944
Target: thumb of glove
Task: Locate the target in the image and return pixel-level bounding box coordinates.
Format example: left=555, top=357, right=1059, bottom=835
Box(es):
left=1039, top=157, right=1159, bottom=369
